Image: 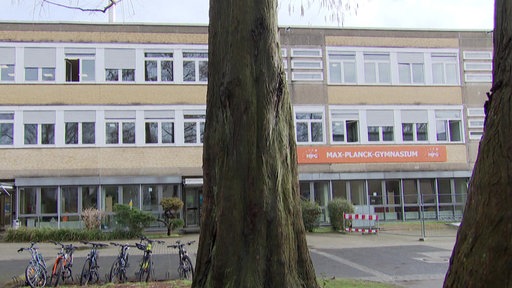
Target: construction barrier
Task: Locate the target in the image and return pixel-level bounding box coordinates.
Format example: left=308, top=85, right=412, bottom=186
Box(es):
left=343, top=213, right=379, bottom=234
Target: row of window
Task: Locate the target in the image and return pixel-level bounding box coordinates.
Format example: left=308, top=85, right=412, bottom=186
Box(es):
left=0, top=45, right=492, bottom=85
left=326, top=48, right=460, bottom=85
left=301, top=177, right=468, bottom=222
left=0, top=108, right=205, bottom=147
left=0, top=46, right=208, bottom=84
left=294, top=106, right=467, bottom=145
left=0, top=105, right=474, bottom=148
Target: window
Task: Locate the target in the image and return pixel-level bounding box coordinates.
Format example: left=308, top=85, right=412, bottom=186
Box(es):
left=0, top=112, right=14, bottom=145
left=436, top=110, right=462, bottom=142
left=64, top=111, right=96, bottom=145
left=24, top=48, right=56, bottom=82
left=122, top=185, right=140, bottom=209
left=105, top=111, right=136, bottom=145
left=183, top=51, right=208, bottom=82
left=364, top=53, right=391, bottom=84
left=184, top=112, right=205, bottom=144
left=105, top=49, right=135, bottom=82
left=0, top=47, right=15, bottom=81
left=41, top=187, right=58, bottom=214
left=145, top=52, right=173, bottom=82
left=401, top=110, right=428, bottom=142
left=295, top=110, right=324, bottom=144
left=65, top=48, right=96, bottom=82
left=398, top=52, right=424, bottom=84
left=328, top=51, right=356, bottom=84
left=19, top=187, right=37, bottom=215
left=23, top=111, right=55, bottom=145
left=144, top=110, right=175, bottom=144
left=331, top=110, right=359, bottom=143
left=431, top=53, right=459, bottom=85
left=82, top=186, right=98, bottom=210
left=61, top=187, right=79, bottom=214
left=366, top=110, right=394, bottom=142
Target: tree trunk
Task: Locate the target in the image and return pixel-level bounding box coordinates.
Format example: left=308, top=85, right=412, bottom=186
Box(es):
left=192, top=0, right=319, bottom=287
left=444, top=1, right=512, bottom=287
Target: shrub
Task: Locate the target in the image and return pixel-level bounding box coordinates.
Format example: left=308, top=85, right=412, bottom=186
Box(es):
left=301, top=200, right=322, bottom=232
left=113, top=204, right=156, bottom=235
left=159, top=197, right=184, bottom=236
left=3, top=227, right=139, bottom=242
left=81, top=208, right=104, bottom=230
left=327, top=198, right=355, bottom=231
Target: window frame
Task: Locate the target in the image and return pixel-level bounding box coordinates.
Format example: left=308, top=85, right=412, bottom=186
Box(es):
left=294, top=107, right=325, bottom=145
left=182, top=51, right=208, bottom=83
left=0, top=112, right=14, bottom=145
left=144, top=51, right=174, bottom=83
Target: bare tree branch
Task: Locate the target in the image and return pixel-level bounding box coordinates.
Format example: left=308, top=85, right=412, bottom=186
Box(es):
left=41, top=0, right=122, bottom=13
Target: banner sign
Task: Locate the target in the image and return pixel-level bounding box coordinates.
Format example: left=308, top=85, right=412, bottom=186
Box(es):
left=297, top=145, right=447, bottom=164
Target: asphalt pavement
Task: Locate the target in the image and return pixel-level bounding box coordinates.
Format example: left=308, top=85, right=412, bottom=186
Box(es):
left=0, top=227, right=457, bottom=287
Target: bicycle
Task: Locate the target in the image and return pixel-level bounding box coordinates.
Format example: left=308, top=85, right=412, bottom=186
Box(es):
left=135, top=236, right=165, bottom=282
left=48, top=241, right=76, bottom=287
left=18, top=242, right=48, bottom=288
left=79, top=241, right=108, bottom=286
left=109, top=242, right=135, bottom=283
left=168, top=240, right=195, bottom=280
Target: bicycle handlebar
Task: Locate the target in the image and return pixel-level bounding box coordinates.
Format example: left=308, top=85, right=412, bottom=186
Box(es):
left=81, top=240, right=108, bottom=248
left=139, top=236, right=165, bottom=245
left=167, top=240, right=195, bottom=249
left=50, top=240, right=76, bottom=253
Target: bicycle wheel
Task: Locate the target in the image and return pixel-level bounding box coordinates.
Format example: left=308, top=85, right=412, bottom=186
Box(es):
left=138, top=259, right=151, bottom=282
left=25, top=263, right=46, bottom=288
left=182, top=255, right=194, bottom=281
left=49, top=259, right=63, bottom=287
left=80, top=258, right=92, bottom=285
left=109, top=259, right=124, bottom=283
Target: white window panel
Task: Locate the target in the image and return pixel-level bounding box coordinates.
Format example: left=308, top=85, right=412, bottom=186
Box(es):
left=468, top=119, right=485, bottom=129
left=469, top=130, right=484, bottom=140
left=291, top=48, right=322, bottom=58
left=291, top=60, right=323, bottom=70
left=292, top=72, right=323, bottom=81
left=465, top=73, right=492, bottom=82
left=464, top=62, right=492, bottom=71
left=463, top=51, right=492, bottom=60
left=467, top=108, right=485, bottom=117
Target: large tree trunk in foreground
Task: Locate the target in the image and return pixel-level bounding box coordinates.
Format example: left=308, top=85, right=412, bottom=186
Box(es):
left=192, top=0, right=319, bottom=287
left=444, top=1, right=512, bottom=287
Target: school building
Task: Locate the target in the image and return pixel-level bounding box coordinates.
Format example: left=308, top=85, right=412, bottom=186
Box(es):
left=0, top=22, right=492, bottom=230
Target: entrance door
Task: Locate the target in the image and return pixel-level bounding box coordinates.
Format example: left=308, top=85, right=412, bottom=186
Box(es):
left=184, top=187, right=202, bottom=227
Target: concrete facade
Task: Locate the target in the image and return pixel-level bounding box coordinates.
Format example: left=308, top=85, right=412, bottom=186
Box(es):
left=0, top=22, right=492, bottom=229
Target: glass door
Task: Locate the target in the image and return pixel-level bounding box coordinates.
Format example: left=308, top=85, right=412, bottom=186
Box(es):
left=185, top=187, right=202, bottom=227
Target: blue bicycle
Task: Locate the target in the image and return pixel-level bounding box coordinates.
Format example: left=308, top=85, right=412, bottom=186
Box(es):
left=18, top=242, right=48, bottom=288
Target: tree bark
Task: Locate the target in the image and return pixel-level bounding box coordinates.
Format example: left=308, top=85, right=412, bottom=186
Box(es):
left=444, top=1, right=512, bottom=287
left=192, top=0, right=319, bottom=287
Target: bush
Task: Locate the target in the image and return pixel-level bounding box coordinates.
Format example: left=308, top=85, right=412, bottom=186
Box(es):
left=301, top=200, right=322, bottom=232
left=113, top=204, right=156, bottom=235
left=159, top=197, right=184, bottom=236
left=81, top=208, right=104, bottom=230
left=3, top=227, right=139, bottom=242
left=327, top=198, right=355, bottom=231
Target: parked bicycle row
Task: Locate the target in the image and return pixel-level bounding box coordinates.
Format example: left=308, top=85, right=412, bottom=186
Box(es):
left=17, top=236, right=195, bottom=287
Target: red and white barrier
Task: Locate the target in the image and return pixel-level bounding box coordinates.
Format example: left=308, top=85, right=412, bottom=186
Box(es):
left=343, top=213, right=379, bottom=221
left=343, top=212, right=379, bottom=234
left=345, top=227, right=378, bottom=234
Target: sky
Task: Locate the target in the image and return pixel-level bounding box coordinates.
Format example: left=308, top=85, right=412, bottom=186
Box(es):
left=0, top=0, right=494, bottom=30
